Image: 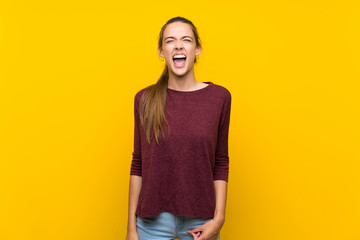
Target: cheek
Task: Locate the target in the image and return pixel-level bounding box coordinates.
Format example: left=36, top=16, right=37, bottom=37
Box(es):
left=165, top=46, right=174, bottom=53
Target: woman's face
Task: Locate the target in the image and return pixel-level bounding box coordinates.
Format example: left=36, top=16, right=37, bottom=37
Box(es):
left=158, top=22, right=201, bottom=77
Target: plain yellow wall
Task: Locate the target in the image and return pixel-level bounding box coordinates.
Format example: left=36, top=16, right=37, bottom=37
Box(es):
left=1, top=1, right=359, bottom=239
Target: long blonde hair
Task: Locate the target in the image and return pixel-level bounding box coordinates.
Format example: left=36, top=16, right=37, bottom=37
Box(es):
left=138, top=16, right=202, bottom=144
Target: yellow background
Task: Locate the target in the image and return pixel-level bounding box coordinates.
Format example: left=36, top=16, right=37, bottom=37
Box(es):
left=1, top=0, right=359, bottom=239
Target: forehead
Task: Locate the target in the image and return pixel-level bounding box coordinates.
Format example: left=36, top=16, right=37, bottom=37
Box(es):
left=163, top=22, right=194, bottom=38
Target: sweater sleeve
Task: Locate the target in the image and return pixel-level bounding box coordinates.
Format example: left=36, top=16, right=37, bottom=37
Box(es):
left=130, top=92, right=142, bottom=176
left=213, top=91, right=232, bottom=182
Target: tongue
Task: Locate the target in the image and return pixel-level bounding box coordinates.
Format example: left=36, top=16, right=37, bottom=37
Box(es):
left=174, top=59, right=186, bottom=67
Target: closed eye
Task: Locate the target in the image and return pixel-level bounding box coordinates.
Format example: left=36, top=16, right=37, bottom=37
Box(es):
left=166, top=39, right=191, bottom=43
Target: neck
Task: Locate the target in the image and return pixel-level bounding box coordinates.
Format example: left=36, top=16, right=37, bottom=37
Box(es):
left=168, top=68, right=199, bottom=91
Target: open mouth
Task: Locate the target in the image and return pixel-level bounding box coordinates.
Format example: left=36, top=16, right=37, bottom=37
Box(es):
left=173, top=55, right=187, bottom=68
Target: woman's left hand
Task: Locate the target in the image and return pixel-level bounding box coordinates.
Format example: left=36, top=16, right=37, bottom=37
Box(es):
left=187, top=218, right=224, bottom=240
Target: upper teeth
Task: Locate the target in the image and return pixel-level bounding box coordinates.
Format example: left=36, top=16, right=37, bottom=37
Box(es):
left=173, top=55, right=186, bottom=58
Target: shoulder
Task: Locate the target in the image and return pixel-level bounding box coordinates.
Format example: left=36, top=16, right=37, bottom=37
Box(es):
left=135, top=87, right=147, bottom=99
left=133, top=86, right=151, bottom=111
left=211, top=82, right=231, bottom=100
left=134, top=84, right=153, bottom=102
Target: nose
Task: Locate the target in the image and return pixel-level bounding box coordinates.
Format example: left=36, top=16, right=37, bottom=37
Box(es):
left=174, top=40, right=184, bottom=50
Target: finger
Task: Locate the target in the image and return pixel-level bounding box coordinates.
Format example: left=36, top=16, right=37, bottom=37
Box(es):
left=191, top=233, right=200, bottom=240
left=189, top=231, right=200, bottom=239
left=195, top=232, right=202, bottom=240
left=187, top=226, right=203, bottom=233
left=189, top=232, right=195, bottom=239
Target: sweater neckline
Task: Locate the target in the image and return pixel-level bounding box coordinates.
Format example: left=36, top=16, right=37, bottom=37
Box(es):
left=167, top=82, right=213, bottom=94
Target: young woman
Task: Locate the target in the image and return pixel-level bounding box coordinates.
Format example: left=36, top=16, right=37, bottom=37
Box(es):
left=126, top=16, right=231, bottom=240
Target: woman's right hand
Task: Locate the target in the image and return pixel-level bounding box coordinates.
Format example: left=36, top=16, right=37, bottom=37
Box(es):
left=126, top=231, right=139, bottom=240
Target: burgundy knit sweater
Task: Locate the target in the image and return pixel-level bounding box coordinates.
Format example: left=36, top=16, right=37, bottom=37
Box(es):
left=130, top=81, right=231, bottom=218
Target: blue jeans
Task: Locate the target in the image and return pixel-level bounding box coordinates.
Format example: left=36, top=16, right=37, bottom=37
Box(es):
left=136, top=211, right=221, bottom=240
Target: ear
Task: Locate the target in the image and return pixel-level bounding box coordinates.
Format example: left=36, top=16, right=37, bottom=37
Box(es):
left=158, top=47, right=164, bottom=58
left=195, top=44, right=202, bottom=57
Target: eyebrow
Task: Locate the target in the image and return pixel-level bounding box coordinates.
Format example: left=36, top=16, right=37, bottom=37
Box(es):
left=164, top=36, right=193, bottom=41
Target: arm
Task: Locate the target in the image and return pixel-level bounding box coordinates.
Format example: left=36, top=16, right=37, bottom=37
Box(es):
left=127, top=92, right=143, bottom=236
left=127, top=175, right=142, bottom=233
left=213, top=91, right=231, bottom=223
left=213, top=180, right=228, bottom=223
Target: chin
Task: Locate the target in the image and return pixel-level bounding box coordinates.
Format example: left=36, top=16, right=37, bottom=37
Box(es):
left=170, top=64, right=194, bottom=75
left=170, top=67, right=191, bottom=77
